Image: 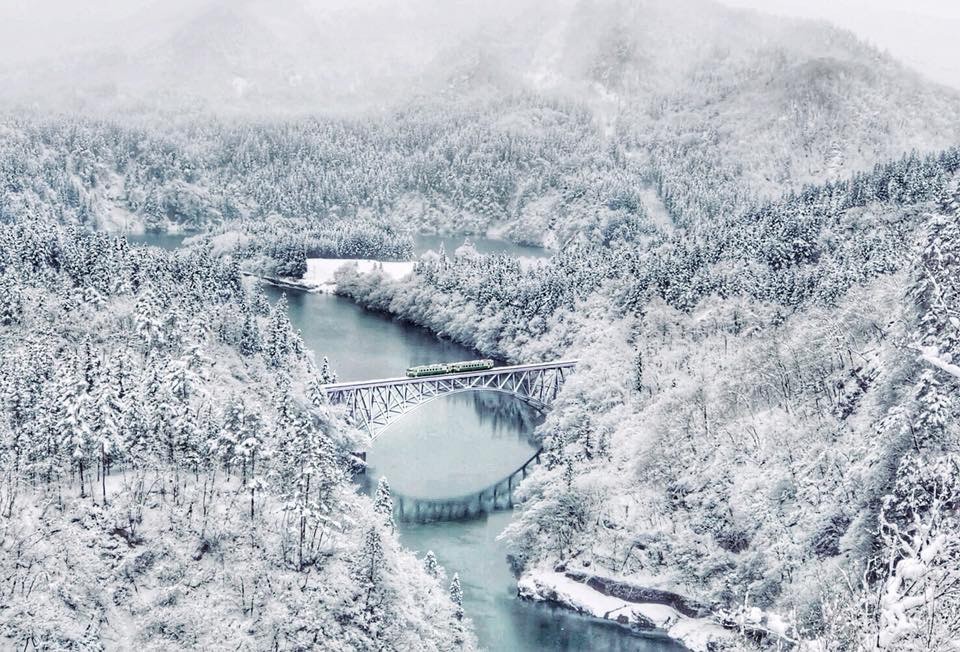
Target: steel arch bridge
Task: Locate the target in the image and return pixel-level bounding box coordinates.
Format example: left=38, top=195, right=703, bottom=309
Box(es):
left=323, top=360, right=577, bottom=438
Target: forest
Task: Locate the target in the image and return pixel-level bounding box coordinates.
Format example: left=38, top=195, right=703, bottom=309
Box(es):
left=1, top=87, right=958, bottom=652
left=0, top=221, right=473, bottom=650
left=338, top=150, right=960, bottom=649
left=0, top=0, right=958, bottom=648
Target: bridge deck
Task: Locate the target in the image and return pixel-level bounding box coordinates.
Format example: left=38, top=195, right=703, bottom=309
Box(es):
left=323, top=359, right=578, bottom=391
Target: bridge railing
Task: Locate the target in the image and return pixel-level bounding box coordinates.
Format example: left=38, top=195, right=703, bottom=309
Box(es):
left=322, top=359, right=578, bottom=392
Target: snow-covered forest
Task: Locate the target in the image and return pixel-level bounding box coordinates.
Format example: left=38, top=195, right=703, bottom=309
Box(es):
left=0, top=223, right=473, bottom=649
left=1, top=0, right=959, bottom=649
left=340, top=149, right=960, bottom=650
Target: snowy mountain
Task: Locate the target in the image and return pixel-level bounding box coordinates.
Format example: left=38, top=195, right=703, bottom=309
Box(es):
left=1, top=2, right=959, bottom=650
left=3, top=0, right=957, bottom=115
left=3, top=0, right=956, bottom=226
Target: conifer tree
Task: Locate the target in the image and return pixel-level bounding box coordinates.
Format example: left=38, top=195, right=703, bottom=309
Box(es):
left=353, top=526, right=386, bottom=626
left=92, top=358, right=124, bottom=504
left=937, top=178, right=960, bottom=217
left=59, top=361, right=93, bottom=498
left=374, top=477, right=395, bottom=532
left=909, top=210, right=960, bottom=449
left=449, top=573, right=464, bottom=621
left=0, top=274, right=23, bottom=326
left=239, top=310, right=261, bottom=356
left=217, top=395, right=245, bottom=472
left=135, top=285, right=164, bottom=351
left=424, top=550, right=441, bottom=580
left=319, top=356, right=337, bottom=384
left=307, top=376, right=327, bottom=408
left=266, top=294, right=292, bottom=367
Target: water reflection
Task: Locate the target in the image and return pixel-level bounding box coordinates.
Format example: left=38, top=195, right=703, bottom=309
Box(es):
left=413, top=234, right=550, bottom=260
left=466, top=391, right=543, bottom=434
left=401, top=513, right=688, bottom=652
left=271, top=289, right=482, bottom=382
left=366, top=391, right=541, bottom=499
left=124, top=232, right=188, bottom=250
left=130, top=231, right=684, bottom=652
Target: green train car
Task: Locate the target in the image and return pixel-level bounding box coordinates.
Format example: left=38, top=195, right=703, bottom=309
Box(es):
left=406, top=359, right=494, bottom=378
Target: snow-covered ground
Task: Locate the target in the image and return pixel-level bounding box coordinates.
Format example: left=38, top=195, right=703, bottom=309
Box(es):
left=517, top=570, right=731, bottom=652
left=276, top=258, right=416, bottom=293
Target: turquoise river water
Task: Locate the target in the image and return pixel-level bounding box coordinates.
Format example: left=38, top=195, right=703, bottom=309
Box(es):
left=135, top=232, right=686, bottom=652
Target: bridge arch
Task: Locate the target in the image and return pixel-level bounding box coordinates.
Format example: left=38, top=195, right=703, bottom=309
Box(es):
left=369, top=387, right=549, bottom=436
left=393, top=447, right=543, bottom=523
left=323, top=360, right=576, bottom=439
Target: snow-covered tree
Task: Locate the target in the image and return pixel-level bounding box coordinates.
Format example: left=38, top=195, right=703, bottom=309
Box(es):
left=265, top=294, right=293, bottom=367
left=874, top=455, right=960, bottom=650
left=424, top=550, right=442, bottom=580
left=319, top=356, right=337, bottom=385
left=374, top=477, right=395, bottom=533
left=449, top=573, right=464, bottom=622
left=58, top=359, right=93, bottom=498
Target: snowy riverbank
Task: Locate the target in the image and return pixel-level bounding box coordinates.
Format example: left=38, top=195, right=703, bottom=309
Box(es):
left=517, top=570, right=732, bottom=651
left=257, top=258, right=416, bottom=293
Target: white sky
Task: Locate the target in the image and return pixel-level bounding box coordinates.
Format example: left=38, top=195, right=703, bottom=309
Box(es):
left=719, top=0, right=960, bottom=89
left=1, top=0, right=959, bottom=90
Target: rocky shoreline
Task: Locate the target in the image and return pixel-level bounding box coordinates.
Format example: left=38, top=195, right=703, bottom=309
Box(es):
left=517, top=569, right=732, bottom=651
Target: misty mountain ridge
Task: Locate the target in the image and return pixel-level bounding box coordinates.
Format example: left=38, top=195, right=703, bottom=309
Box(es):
left=2, top=0, right=958, bottom=241
left=3, top=0, right=956, bottom=114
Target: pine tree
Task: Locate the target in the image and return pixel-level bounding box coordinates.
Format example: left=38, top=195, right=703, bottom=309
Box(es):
left=135, top=285, right=164, bottom=351
left=274, top=374, right=296, bottom=435
left=307, top=376, right=327, bottom=408
left=374, top=477, right=395, bottom=532
left=353, top=526, right=386, bottom=627
left=235, top=413, right=264, bottom=520
left=449, top=573, right=464, bottom=621
left=909, top=210, right=960, bottom=449
left=912, top=213, right=960, bottom=352
left=59, top=362, right=93, bottom=498
left=224, top=257, right=244, bottom=297
left=319, top=356, right=337, bottom=384
left=92, top=357, right=124, bottom=504
left=136, top=360, right=168, bottom=462
left=424, top=550, right=442, bottom=580
left=0, top=274, right=23, bottom=326
left=239, top=309, right=261, bottom=356
left=217, top=395, right=245, bottom=471
left=937, top=178, right=959, bottom=217
left=265, top=294, right=292, bottom=367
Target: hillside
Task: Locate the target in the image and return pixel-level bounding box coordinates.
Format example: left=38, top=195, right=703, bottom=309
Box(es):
left=336, top=153, right=960, bottom=648
left=0, top=0, right=958, bottom=649
left=1, top=0, right=958, bottom=253
left=0, top=221, right=474, bottom=649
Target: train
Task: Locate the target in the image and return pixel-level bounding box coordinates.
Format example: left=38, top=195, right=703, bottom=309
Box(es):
left=405, top=359, right=495, bottom=378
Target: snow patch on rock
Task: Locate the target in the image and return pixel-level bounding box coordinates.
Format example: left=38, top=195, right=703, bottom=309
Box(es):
left=517, top=570, right=730, bottom=651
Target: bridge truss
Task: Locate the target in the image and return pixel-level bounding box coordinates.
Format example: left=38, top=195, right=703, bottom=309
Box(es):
left=323, top=360, right=577, bottom=438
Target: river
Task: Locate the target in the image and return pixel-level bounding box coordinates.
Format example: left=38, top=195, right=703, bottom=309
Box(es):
left=134, top=232, right=686, bottom=652
left=413, top=234, right=549, bottom=260
left=125, top=231, right=550, bottom=260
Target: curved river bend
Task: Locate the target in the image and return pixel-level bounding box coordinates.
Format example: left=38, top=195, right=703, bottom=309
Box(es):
left=136, top=233, right=685, bottom=652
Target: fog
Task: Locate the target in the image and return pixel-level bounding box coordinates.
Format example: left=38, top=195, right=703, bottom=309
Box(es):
left=719, top=0, right=960, bottom=89
left=0, top=0, right=956, bottom=115
left=0, top=0, right=557, bottom=113
left=0, top=0, right=187, bottom=63
left=0, top=0, right=533, bottom=65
